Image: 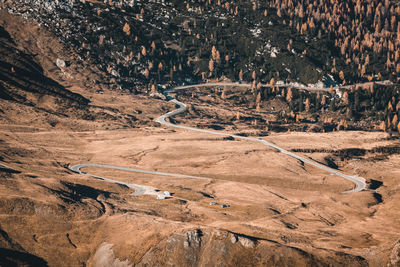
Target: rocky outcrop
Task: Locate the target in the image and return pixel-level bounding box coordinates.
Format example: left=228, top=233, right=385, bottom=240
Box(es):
left=183, top=229, right=202, bottom=249
left=238, top=236, right=256, bottom=249
left=137, top=228, right=368, bottom=267
left=389, top=239, right=400, bottom=267
left=92, top=243, right=130, bottom=267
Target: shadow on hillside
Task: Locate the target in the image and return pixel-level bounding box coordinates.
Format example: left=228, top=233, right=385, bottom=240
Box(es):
left=0, top=248, right=48, bottom=267
left=0, top=26, right=89, bottom=105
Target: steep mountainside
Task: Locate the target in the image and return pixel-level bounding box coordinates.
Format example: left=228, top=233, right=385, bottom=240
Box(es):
left=4, top=0, right=386, bottom=91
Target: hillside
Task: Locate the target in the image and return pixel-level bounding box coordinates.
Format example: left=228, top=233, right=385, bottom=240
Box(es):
left=0, top=1, right=400, bottom=267
left=2, top=0, right=386, bottom=89
left=3, top=0, right=400, bottom=134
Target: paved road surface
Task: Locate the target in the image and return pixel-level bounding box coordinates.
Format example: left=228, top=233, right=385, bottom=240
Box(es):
left=69, top=81, right=370, bottom=196
left=158, top=83, right=366, bottom=193
left=70, top=163, right=210, bottom=196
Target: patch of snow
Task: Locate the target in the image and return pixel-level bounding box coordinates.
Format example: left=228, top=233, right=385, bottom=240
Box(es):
left=250, top=28, right=261, bottom=37
left=56, top=58, right=66, bottom=69
left=307, top=80, right=325, bottom=89
left=276, top=80, right=285, bottom=85
left=287, top=81, right=307, bottom=88
left=256, top=41, right=280, bottom=58
left=270, top=47, right=279, bottom=58
left=335, top=88, right=342, bottom=98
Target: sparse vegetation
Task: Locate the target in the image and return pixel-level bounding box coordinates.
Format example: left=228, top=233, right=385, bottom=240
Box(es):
left=7, top=0, right=397, bottom=92
left=2, top=2, right=400, bottom=267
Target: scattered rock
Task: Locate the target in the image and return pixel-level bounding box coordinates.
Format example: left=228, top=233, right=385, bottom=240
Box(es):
left=214, top=230, right=227, bottom=238
left=110, top=69, right=119, bottom=77
left=230, top=234, right=238, bottom=244
left=389, top=240, right=400, bottom=266
left=238, top=236, right=256, bottom=249
left=149, top=92, right=166, bottom=100
left=56, top=58, right=66, bottom=69
left=184, top=229, right=202, bottom=249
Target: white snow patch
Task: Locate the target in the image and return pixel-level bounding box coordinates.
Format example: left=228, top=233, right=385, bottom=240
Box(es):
left=250, top=28, right=261, bottom=37
left=276, top=80, right=285, bottom=85
left=256, top=41, right=280, bottom=58
left=270, top=47, right=279, bottom=58
left=335, top=88, right=342, bottom=98
left=307, top=80, right=325, bottom=89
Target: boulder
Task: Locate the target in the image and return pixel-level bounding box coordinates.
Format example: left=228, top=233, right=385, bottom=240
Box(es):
left=56, top=58, right=66, bottom=69
left=238, top=236, right=256, bottom=249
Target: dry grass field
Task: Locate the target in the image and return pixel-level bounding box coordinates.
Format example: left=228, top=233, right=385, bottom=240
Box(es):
left=0, top=10, right=399, bottom=267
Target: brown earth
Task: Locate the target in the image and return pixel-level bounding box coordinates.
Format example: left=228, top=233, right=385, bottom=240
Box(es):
left=0, top=11, right=400, bottom=267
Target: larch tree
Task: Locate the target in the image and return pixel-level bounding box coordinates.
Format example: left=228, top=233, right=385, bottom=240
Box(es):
left=209, top=58, right=214, bottom=74
left=388, top=101, right=393, bottom=111
left=339, top=70, right=345, bottom=81
left=305, top=98, right=310, bottom=111
left=141, top=46, right=147, bottom=57
left=151, top=83, right=157, bottom=93
left=269, top=77, right=275, bottom=88
left=144, top=68, right=149, bottom=79
left=342, top=91, right=349, bottom=105
left=238, top=69, right=243, bottom=81
left=286, top=88, right=293, bottom=102
left=123, top=23, right=131, bottom=35
left=99, top=35, right=105, bottom=46
left=321, top=95, right=327, bottom=106
left=211, top=46, right=218, bottom=60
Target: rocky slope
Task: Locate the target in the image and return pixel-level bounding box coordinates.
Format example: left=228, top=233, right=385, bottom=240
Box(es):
left=0, top=10, right=157, bottom=130
left=2, top=0, right=367, bottom=90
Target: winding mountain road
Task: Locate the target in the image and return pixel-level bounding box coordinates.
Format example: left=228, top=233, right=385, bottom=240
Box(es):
left=70, top=82, right=370, bottom=196
left=70, top=163, right=210, bottom=196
